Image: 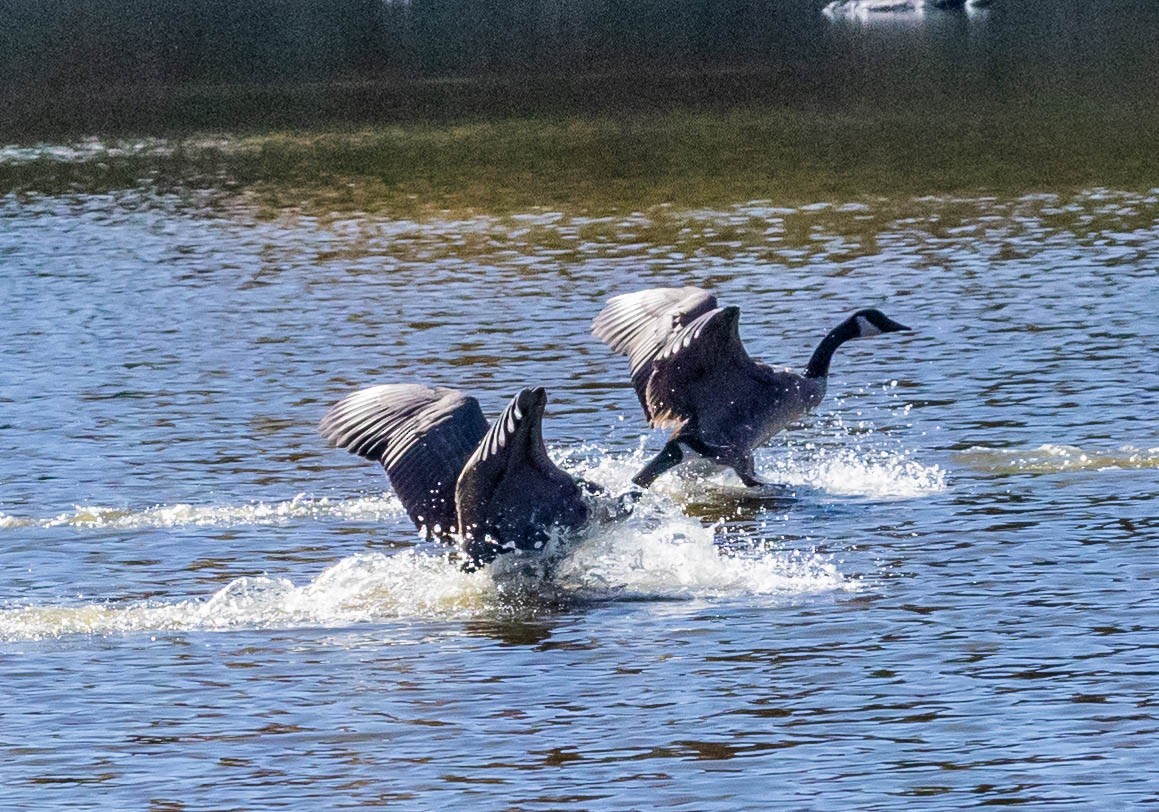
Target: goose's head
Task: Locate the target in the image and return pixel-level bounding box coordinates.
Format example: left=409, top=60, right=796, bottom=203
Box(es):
left=512, top=386, right=548, bottom=446
left=850, top=309, right=911, bottom=338
left=516, top=386, right=549, bottom=417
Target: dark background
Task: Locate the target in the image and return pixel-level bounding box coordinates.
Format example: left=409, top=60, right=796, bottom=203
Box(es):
left=1, top=0, right=1156, bottom=136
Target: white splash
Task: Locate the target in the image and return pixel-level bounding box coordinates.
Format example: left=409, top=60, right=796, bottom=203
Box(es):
left=955, top=444, right=1159, bottom=474
left=0, top=551, right=492, bottom=641
left=0, top=531, right=847, bottom=642
left=824, top=0, right=923, bottom=20
left=556, top=517, right=849, bottom=600
left=596, top=442, right=945, bottom=501
left=0, top=488, right=851, bottom=642
left=0, top=442, right=933, bottom=642
left=823, top=0, right=988, bottom=21
left=0, top=493, right=402, bottom=530
left=566, top=420, right=945, bottom=502
left=760, top=445, right=947, bottom=499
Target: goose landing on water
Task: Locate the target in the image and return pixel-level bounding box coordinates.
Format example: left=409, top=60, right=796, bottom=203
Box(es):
left=592, top=286, right=910, bottom=488
left=320, top=384, right=599, bottom=569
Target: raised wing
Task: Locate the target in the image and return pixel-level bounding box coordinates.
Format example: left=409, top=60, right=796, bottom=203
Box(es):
left=319, top=384, right=488, bottom=536
left=645, top=306, right=753, bottom=429
left=591, top=286, right=718, bottom=420
left=455, top=388, right=588, bottom=564
left=455, top=388, right=543, bottom=529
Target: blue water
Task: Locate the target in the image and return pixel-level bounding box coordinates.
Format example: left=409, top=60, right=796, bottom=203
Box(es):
left=2, top=182, right=1158, bottom=808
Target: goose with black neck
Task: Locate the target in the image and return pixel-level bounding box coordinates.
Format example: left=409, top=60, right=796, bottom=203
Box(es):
left=592, top=286, right=911, bottom=488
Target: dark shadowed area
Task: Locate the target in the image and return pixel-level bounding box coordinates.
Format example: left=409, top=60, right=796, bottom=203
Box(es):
left=2, top=0, right=1157, bottom=136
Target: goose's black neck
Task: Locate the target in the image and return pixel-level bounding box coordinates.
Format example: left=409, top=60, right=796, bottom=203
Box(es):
left=805, top=317, right=859, bottom=379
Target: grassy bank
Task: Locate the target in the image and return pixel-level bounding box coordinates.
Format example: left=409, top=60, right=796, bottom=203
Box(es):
left=3, top=94, right=1157, bottom=215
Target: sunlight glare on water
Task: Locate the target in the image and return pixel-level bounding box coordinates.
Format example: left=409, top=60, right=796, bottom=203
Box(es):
left=1, top=176, right=1158, bottom=808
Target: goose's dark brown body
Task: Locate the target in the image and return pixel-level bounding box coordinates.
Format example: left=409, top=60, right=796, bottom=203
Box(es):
left=593, top=286, right=909, bottom=487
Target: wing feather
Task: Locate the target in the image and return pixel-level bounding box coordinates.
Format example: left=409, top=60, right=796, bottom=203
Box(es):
left=455, top=388, right=588, bottom=562
left=319, top=384, right=488, bottom=535
left=591, top=286, right=718, bottom=420
left=645, top=306, right=752, bottom=429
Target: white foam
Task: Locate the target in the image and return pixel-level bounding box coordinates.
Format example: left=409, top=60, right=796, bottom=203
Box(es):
left=0, top=509, right=849, bottom=641
left=0, top=443, right=938, bottom=641
left=566, top=427, right=945, bottom=501
left=0, top=551, right=494, bottom=641
left=823, top=0, right=925, bottom=22
left=595, top=442, right=945, bottom=501
left=761, top=445, right=947, bottom=499
left=3, top=493, right=402, bottom=530
left=955, top=444, right=1159, bottom=474
left=0, top=511, right=29, bottom=529
left=556, top=518, right=850, bottom=601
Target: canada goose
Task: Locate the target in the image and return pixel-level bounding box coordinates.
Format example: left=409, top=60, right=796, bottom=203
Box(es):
left=592, top=286, right=910, bottom=488
left=320, top=384, right=591, bottom=568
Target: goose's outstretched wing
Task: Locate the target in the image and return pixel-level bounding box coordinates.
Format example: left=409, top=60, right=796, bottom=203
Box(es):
left=319, top=384, right=488, bottom=535
left=591, top=286, right=718, bottom=420
left=455, top=387, right=589, bottom=565
left=645, top=306, right=753, bottom=429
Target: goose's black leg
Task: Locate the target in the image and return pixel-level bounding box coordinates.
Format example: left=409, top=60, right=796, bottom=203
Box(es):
left=735, top=453, right=770, bottom=488
left=632, top=440, right=685, bottom=488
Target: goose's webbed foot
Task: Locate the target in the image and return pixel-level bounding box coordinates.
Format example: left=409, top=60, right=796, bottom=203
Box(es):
left=631, top=440, right=685, bottom=488
left=738, top=471, right=774, bottom=488
left=735, top=456, right=774, bottom=488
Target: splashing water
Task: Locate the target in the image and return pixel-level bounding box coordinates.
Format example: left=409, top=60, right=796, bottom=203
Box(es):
left=760, top=445, right=946, bottom=498
left=567, top=438, right=945, bottom=502
left=556, top=517, right=850, bottom=600
left=0, top=441, right=938, bottom=641
left=0, top=551, right=491, bottom=641
left=0, top=493, right=403, bottom=530
left=0, top=531, right=848, bottom=642
left=954, top=444, right=1159, bottom=475
left=0, top=486, right=854, bottom=642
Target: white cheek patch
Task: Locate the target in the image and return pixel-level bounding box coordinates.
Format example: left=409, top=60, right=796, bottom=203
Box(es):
left=856, top=315, right=883, bottom=337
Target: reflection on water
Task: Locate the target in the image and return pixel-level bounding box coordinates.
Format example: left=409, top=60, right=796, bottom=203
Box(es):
left=5, top=0, right=1157, bottom=132
left=1, top=176, right=1158, bottom=807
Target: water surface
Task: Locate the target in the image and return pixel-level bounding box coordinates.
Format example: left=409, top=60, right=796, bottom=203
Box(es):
left=2, top=177, right=1157, bottom=808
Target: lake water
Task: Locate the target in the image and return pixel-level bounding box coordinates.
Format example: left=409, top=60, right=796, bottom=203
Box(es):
left=2, top=178, right=1157, bottom=808
left=3, top=0, right=1159, bottom=795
